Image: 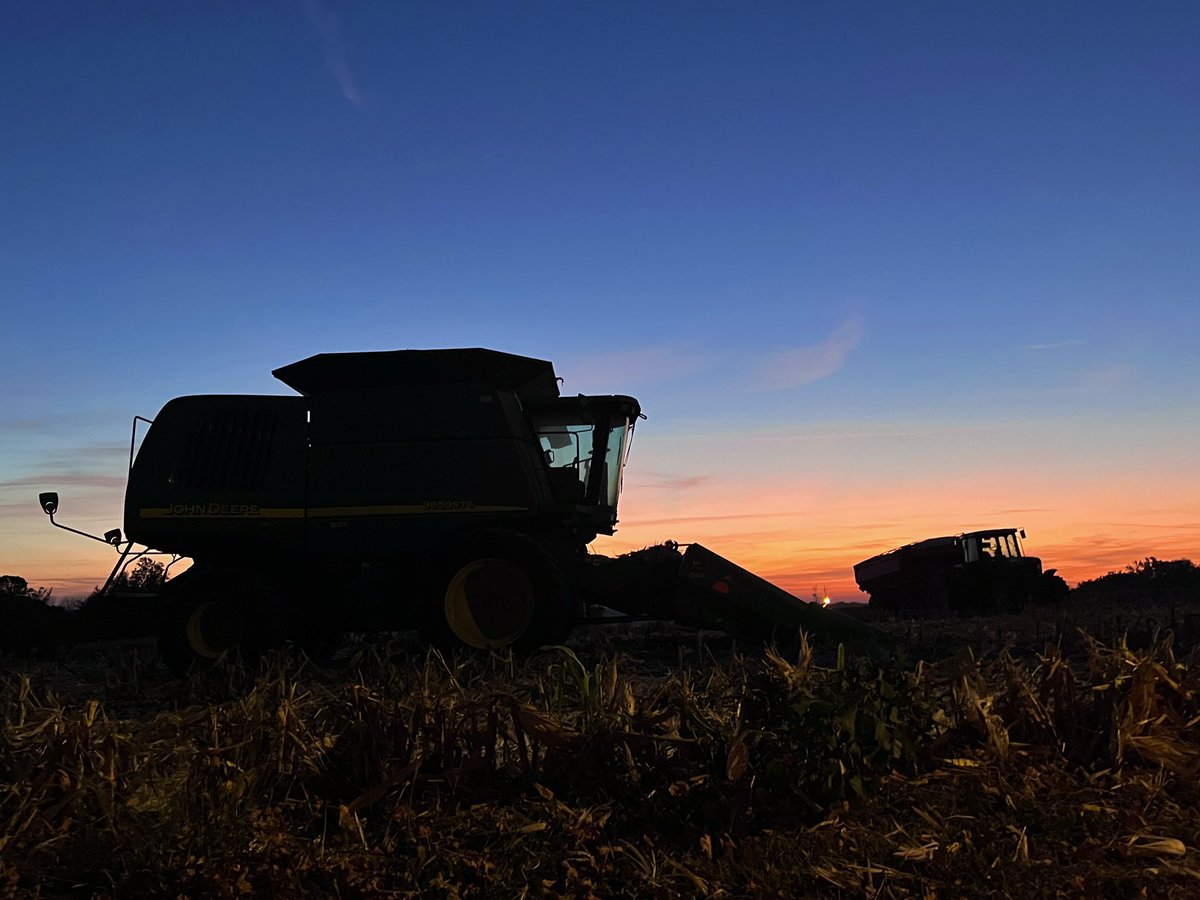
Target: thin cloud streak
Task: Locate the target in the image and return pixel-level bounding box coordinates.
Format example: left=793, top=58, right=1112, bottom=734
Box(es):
left=1094, top=521, right=1200, bottom=531
left=624, top=511, right=803, bottom=528
left=1073, top=365, right=1134, bottom=391
left=561, top=345, right=706, bottom=393
left=1024, top=338, right=1085, bottom=351
left=303, top=0, right=365, bottom=108
left=0, top=474, right=129, bottom=491
left=749, top=318, right=864, bottom=390
left=630, top=473, right=712, bottom=492
left=2, top=410, right=123, bottom=433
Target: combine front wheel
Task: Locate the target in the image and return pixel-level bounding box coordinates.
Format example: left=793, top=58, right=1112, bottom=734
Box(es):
left=157, top=565, right=274, bottom=676
left=424, top=530, right=572, bottom=654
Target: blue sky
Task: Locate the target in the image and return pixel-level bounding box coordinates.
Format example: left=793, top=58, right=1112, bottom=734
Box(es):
left=2, top=2, right=1198, bottom=597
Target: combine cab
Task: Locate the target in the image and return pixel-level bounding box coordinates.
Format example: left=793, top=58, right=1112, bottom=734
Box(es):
left=854, top=528, right=1069, bottom=615
left=39, top=348, right=880, bottom=674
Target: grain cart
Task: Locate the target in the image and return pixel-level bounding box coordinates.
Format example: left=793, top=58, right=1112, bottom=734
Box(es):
left=39, top=348, right=879, bottom=674
left=853, top=528, right=1069, bottom=615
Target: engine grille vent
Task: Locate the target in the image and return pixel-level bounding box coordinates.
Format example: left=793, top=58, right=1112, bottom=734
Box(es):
left=174, top=409, right=277, bottom=491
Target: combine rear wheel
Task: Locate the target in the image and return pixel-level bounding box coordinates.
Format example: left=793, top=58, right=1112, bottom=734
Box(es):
left=157, top=565, right=276, bottom=677
left=423, top=530, right=572, bottom=654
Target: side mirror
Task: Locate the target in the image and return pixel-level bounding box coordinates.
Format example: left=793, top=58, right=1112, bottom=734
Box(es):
left=39, top=492, right=59, bottom=516
left=104, top=528, right=123, bottom=546
left=1019, top=529, right=1026, bottom=539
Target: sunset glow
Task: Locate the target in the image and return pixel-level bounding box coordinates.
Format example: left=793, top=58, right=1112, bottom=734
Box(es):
left=2, top=4, right=1197, bottom=601
left=15, top=413, right=1198, bottom=604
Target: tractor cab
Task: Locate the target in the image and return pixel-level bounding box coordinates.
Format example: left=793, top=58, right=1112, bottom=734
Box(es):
left=961, top=528, right=1026, bottom=563
left=528, top=395, right=641, bottom=534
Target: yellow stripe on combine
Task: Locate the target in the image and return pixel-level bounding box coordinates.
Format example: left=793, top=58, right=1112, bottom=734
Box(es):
left=140, top=504, right=528, bottom=519
left=140, top=506, right=304, bottom=519
left=309, top=504, right=529, bottom=518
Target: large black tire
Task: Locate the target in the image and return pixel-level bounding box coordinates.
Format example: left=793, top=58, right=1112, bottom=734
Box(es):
left=990, top=581, right=1026, bottom=615
left=926, top=575, right=951, bottom=616
left=1032, top=573, right=1070, bottom=605
left=868, top=590, right=896, bottom=614
left=421, top=529, right=573, bottom=654
left=156, top=565, right=278, bottom=677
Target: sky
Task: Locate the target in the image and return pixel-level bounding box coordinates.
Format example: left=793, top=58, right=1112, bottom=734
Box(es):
left=2, top=2, right=1198, bottom=601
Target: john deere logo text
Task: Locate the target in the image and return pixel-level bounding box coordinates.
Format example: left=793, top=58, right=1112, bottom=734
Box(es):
left=167, top=503, right=261, bottom=517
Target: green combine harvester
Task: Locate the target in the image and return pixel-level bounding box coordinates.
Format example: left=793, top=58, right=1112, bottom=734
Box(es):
left=39, top=348, right=879, bottom=674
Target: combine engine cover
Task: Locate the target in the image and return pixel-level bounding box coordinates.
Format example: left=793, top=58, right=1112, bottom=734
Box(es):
left=124, top=349, right=642, bottom=561
left=124, top=395, right=308, bottom=558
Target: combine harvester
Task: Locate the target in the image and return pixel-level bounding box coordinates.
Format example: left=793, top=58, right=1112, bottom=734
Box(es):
left=39, top=348, right=880, bottom=674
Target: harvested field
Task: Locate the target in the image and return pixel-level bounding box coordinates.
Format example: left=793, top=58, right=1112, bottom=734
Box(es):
left=2, top=591, right=1199, bottom=898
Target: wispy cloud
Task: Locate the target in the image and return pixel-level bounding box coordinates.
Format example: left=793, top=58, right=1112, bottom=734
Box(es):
left=1, top=410, right=122, bottom=433
left=627, top=510, right=801, bottom=527
left=750, top=318, right=864, bottom=390
left=629, top=473, right=713, bottom=492
left=21, top=576, right=106, bottom=600
left=0, top=474, right=129, bottom=491
left=303, top=0, right=365, bottom=108
left=561, top=345, right=706, bottom=393
left=1072, top=365, right=1133, bottom=391
left=1024, top=338, right=1085, bottom=351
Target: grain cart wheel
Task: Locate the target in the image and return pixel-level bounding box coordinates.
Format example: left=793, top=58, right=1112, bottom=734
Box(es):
left=990, top=581, right=1025, bottom=615
left=423, top=530, right=572, bottom=654
left=926, top=576, right=951, bottom=616
left=157, top=565, right=275, bottom=677
left=1032, top=572, right=1070, bottom=605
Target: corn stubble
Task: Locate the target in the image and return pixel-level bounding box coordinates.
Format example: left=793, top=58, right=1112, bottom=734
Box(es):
left=1, top=620, right=1198, bottom=898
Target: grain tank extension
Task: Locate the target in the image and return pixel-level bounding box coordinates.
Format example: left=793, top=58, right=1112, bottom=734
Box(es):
left=39, top=348, right=878, bottom=674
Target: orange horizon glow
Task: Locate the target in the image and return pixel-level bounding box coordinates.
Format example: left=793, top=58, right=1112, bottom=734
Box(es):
left=593, top=461, right=1200, bottom=603
left=16, top=497, right=1198, bottom=605
left=21, top=529, right=1194, bottom=604
left=9, top=422, right=1199, bottom=604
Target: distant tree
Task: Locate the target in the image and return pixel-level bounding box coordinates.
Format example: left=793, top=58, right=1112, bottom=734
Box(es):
left=1124, top=557, right=1198, bottom=580
left=114, top=558, right=167, bottom=593
left=0, top=575, right=32, bottom=596
left=0, top=575, right=64, bottom=652
left=0, top=575, right=52, bottom=603
left=1074, top=557, right=1199, bottom=600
